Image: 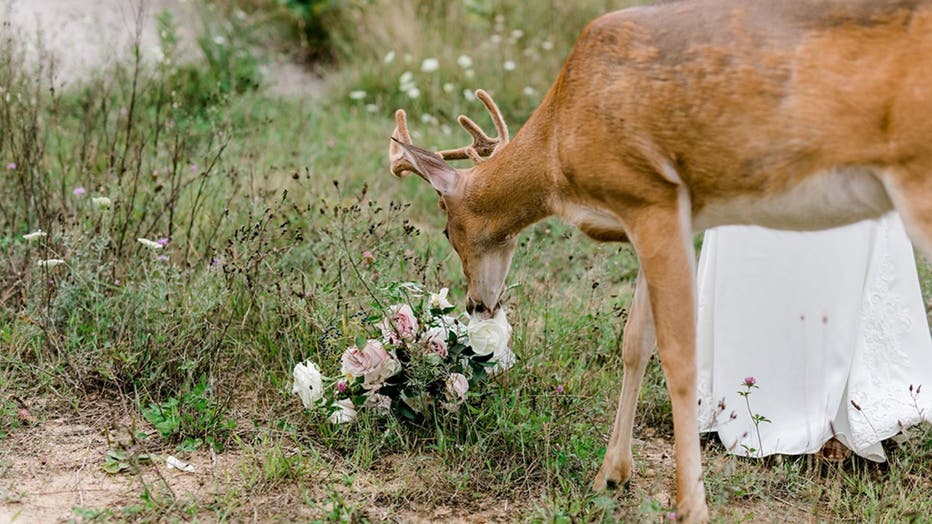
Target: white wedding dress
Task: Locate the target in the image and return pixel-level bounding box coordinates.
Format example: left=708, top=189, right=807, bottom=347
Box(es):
left=696, top=213, right=932, bottom=460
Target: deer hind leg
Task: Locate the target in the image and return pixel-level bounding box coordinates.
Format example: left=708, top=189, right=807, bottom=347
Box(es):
left=594, top=268, right=655, bottom=491
left=883, top=164, right=932, bottom=258
left=627, top=201, right=709, bottom=523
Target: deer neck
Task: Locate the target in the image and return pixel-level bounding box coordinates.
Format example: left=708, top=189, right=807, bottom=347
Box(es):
left=463, top=114, right=558, bottom=236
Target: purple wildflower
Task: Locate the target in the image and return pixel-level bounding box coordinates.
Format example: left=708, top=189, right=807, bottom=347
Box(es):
left=6, top=162, right=15, bottom=170
left=73, top=186, right=86, bottom=197
left=743, top=376, right=756, bottom=387
left=156, top=237, right=169, bottom=246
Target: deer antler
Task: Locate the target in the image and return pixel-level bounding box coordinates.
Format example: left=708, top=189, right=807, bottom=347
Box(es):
left=437, top=89, right=510, bottom=162
left=389, top=89, right=510, bottom=178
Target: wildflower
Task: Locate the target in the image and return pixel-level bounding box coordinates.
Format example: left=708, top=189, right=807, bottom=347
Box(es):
left=383, top=50, right=396, bottom=64
left=365, top=104, right=378, bottom=113
left=6, top=162, right=15, bottom=170
left=463, top=89, right=476, bottom=102
left=156, top=255, right=169, bottom=262
left=541, top=40, right=554, bottom=50
left=667, top=512, right=677, bottom=521
left=442, top=82, right=455, bottom=93
left=336, top=380, right=348, bottom=394
left=293, top=360, right=324, bottom=409
left=523, top=86, right=538, bottom=97
left=464, top=68, right=475, bottom=79
left=212, top=35, right=227, bottom=46
left=349, top=90, right=366, bottom=101
left=456, top=54, right=473, bottom=69
left=362, top=250, right=374, bottom=265
left=421, top=57, right=439, bottom=73
left=490, top=34, right=502, bottom=44
left=556, top=385, right=565, bottom=394
left=420, top=113, right=437, bottom=125
left=328, top=398, right=357, bottom=424
left=23, top=230, right=47, bottom=241
left=743, top=376, right=757, bottom=387
left=510, top=29, right=524, bottom=40
left=399, top=71, right=414, bottom=87
left=156, top=237, right=169, bottom=246
left=191, top=164, right=198, bottom=173
left=72, top=187, right=86, bottom=197
left=36, top=259, right=65, bottom=268
left=137, top=238, right=164, bottom=250
left=406, top=87, right=421, bottom=99
left=92, top=196, right=112, bottom=209
left=503, top=60, right=516, bottom=71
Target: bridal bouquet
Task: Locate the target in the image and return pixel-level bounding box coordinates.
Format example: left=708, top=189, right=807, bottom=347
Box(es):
left=292, top=287, right=514, bottom=424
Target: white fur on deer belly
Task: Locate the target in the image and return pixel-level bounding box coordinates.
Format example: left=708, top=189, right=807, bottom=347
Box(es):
left=693, top=166, right=893, bottom=232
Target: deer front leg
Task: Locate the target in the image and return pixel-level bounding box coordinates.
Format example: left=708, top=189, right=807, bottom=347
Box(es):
left=629, top=203, right=708, bottom=523
left=594, top=267, right=655, bottom=491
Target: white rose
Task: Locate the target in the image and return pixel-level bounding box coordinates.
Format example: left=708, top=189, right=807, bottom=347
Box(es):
left=292, top=360, right=323, bottom=409
left=429, top=288, right=454, bottom=310
left=328, top=398, right=357, bottom=424
left=466, top=309, right=511, bottom=357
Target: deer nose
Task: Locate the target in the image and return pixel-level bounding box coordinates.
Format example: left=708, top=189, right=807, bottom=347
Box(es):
left=466, top=296, right=499, bottom=319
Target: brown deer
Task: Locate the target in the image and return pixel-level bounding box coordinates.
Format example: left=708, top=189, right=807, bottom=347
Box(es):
left=387, top=1, right=932, bottom=521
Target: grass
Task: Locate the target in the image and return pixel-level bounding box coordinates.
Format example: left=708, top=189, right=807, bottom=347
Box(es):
left=2, top=0, right=931, bottom=522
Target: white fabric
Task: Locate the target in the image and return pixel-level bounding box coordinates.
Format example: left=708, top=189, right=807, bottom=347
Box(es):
left=696, top=213, right=932, bottom=460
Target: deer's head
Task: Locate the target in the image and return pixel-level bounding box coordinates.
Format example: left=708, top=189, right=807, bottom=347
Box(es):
left=389, top=90, right=516, bottom=320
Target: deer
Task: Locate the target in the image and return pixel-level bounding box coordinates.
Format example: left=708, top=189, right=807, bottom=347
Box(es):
left=386, top=1, right=932, bottom=521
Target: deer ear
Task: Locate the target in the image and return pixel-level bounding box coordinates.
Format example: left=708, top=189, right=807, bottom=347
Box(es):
left=392, top=139, right=458, bottom=195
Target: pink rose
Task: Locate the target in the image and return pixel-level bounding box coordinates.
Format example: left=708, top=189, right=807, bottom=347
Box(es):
left=422, top=327, right=449, bottom=359
left=379, top=304, right=419, bottom=343
left=340, top=340, right=400, bottom=388
left=341, top=340, right=388, bottom=378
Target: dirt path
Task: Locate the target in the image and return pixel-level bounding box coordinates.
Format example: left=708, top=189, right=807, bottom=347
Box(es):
left=6, top=0, right=324, bottom=97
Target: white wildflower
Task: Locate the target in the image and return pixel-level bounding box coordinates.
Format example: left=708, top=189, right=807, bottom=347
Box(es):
left=441, top=124, right=452, bottom=136
left=490, top=34, right=503, bottom=44
left=348, top=90, right=366, bottom=100
left=292, top=360, right=324, bottom=409
left=421, top=57, right=439, bottom=73
left=541, top=40, right=554, bottom=50
left=36, top=258, right=65, bottom=268
left=328, top=398, right=357, bottom=424
left=137, top=238, right=164, bottom=250
left=456, top=54, right=473, bottom=69
left=510, top=29, right=524, bottom=41
left=463, top=89, right=476, bottom=102
left=383, top=50, right=396, bottom=64
left=399, top=71, right=414, bottom=86
left=464, top=69, right=475, bottom=79
left=523, top=86, right=538, bottom=97
left=23, top=230, right=47, bottom=241
left=442, top=82, right=455, bottom=93
left=92, top=196, right=112, bottom=209
left=212, top=35, right=227, bottom=46
left=365, top=104, right=378, bottom=113
left=406, top=87, right=421, bottom=99
left=503, top=60, right=516, bottom=71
